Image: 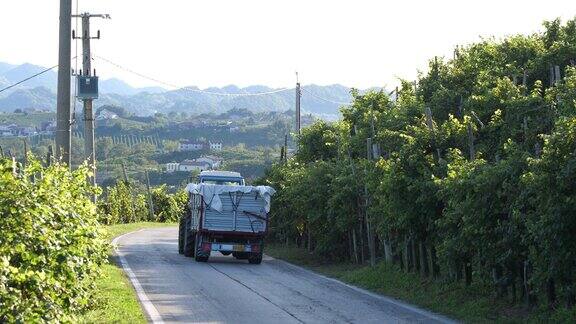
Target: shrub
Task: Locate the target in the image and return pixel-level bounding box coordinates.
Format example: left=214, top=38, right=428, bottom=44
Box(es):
left=0, top=159, right=107, bottom=322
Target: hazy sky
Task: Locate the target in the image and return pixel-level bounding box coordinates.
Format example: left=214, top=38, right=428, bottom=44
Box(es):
left=1, top=0, right=575, bottom=89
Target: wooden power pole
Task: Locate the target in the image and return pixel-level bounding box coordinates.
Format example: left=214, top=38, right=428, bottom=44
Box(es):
left=56, top=0, right=72, bottom=166
left=73, top=12, right=109, bottom=201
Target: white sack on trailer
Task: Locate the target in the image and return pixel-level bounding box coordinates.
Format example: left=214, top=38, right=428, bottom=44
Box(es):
left=185, top=183, right=276, bottom=213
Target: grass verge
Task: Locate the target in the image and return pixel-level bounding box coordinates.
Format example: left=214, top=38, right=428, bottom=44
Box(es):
left=266, top=244, right=576, bottom=323
left=79, top=222, right=176, bottom=323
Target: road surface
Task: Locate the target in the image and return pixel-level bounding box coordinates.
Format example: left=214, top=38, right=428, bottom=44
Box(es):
left=114, top=227, right=455, bottom=324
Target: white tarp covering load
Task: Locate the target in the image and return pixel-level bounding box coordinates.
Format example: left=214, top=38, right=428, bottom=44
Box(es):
left=185, top=183, right=276, bottom=213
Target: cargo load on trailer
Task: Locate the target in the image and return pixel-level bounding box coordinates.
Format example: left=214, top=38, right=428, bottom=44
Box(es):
left=178, top=171, right=275, bottom=264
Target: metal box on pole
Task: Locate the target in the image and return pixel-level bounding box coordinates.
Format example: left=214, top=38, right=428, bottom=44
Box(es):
left=76, top=75, right=99, bottom=99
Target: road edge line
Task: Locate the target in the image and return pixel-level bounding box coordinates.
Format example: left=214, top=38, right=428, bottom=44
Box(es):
left=112, top=229, right=165, bottom=324
left=267, top=256, right=458, bottom=324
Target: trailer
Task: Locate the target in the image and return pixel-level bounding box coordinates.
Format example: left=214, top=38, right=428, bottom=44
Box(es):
left=178, top=171, right=275, bottom=264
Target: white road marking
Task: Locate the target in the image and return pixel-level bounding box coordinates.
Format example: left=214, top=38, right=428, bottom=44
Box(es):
left=112, top=230, right=165, bottom=324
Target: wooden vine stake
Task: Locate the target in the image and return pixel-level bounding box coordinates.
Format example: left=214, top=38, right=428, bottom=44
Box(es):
left=365, top=137, right=376, bottom=267
left=122, top=162, right=138, bottom=222
left=145, top=170, right=155, bottom=221
left=467, top=123, right=475, bottom=161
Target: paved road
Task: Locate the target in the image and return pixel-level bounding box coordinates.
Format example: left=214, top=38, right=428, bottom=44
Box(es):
left=115, top=227, right=455, bottom=324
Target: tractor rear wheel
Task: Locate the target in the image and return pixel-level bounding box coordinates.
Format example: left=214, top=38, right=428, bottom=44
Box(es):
left=178, top=217, right=185, bottom=254
left=183, top=217, right=195, bottom=257
left=248, top=252, right=263, bottom=264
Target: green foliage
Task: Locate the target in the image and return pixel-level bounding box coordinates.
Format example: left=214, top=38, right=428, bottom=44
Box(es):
left=151, top=185, right=187, bottom=223
left=0, top=159, right=107, bottom=322
left=262, top=17, right=576, bottom=317
left=99, top=181, right=187, bottom=225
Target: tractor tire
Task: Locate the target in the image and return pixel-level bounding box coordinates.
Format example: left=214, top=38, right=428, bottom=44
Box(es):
left=232, top=252, right=249, bottom=260
left=183, top=218, right=195, bottom=257
left=178, top=217, right=185, bottom=254
left=248, top=252, right=263, bottom=264
left=194, top=233, right=209, bottom=262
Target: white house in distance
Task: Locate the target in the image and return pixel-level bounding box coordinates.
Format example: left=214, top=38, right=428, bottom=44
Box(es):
left=179, top=140, right=205, bottom=151
left=208, top=141, right=223, bottom=151
left=165, top=162, right=179, bottom=173
left=95, top=109, right=119, bottom=121
left=178, top=160, right=212, bottom=172
left=165, top=155, right=223, bottom=173
left=195, top=155, right=222, bottom=169
left=178, top=140, right=224, bottom=152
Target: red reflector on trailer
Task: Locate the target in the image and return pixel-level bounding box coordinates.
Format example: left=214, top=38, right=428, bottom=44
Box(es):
left=202, top=242, right=211, bottom=252
left=251, top=244, right=260, bottom=253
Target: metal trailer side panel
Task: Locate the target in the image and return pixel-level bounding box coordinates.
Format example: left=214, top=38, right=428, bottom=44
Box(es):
left=200, top=191, right=268, bottom=234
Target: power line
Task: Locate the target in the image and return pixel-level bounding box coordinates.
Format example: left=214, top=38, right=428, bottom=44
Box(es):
left=94, top=55, right=295, bottom=97
left=0, top=64, right=60, bottom=94
left=301, top=88, right=352, bottom=106
left=72, top=0, right=79, bottom=124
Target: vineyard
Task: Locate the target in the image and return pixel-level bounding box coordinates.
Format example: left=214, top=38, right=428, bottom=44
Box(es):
left=0, top=152, right=185, bottom=322
left=0, top=159, right=107, bottom=322
left=262, top=18, right=576, bottom=316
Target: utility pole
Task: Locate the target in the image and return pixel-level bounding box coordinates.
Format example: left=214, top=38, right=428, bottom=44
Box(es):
left=73, top=13, right=110, bottom=201
left=365, top=137, right=376, bottom=267
left=56, top=0, right=72, bottom=166
left=295, top=72, right=301, bottom=134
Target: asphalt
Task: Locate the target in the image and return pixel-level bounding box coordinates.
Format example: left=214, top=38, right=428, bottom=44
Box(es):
left=115, top=227, right=456, bottom=324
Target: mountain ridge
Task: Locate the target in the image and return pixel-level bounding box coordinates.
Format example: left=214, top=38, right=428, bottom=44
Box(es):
left=0, top=61, right=376, bottom=118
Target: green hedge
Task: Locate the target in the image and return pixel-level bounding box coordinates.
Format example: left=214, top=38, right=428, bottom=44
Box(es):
left=263, top=18, right=576, bottom=314
left=0, top=159, right=107, bottom=322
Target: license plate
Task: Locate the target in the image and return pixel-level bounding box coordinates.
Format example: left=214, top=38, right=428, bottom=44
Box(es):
left=233, top=245, right=245, bottom=252
left=219, top=244, right=233, bottom=251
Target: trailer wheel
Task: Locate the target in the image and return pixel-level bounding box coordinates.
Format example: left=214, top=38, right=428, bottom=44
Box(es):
left=232, top=252, right=249, bottom=260
left=178, top=217, right=185, bottom=254
left=183, top=218, right=195, bottom=257
left=194, top=233, right=209, bottom=262
left=248, top=252, right=263, bottom=264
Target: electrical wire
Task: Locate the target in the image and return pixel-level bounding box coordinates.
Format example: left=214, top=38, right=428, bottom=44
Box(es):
left=93, top=55, right=295, bottom=97
left=72, top=0, right=79, bottom=125
left=301, top=88, right=352, bottom=106
left=0, top=65, right=60, bottom=94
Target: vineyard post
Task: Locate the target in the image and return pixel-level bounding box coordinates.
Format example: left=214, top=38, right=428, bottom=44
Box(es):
left=522, top=70, right=528, bottom=88
left=467, top=124, right=475, bottom=160
left=22, top=139, right=28, bottom=169
left=145, top=170, right=155, bottom=221
left=554, top=65, right=561, bottom=85
left=0, top=145, right=4, bottom=158
left=346, top=134, right=361, bottom=264
left=365, top=137, right=376, bottom=267
left=122, top=162, right=138, bottom=222
left=46, top=145, right=53, bottom=167
left=284, top=134, right=288, bottom=162
left=11, top=153, right=17, bottom=176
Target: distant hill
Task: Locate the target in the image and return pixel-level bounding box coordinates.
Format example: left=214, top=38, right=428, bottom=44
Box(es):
left=0, top=61, right=380, bottom=118
left=99, top=78, right=167, bottom=96
left=2, top=63, right=57, bottom=90
left=0, top=87, right=56, bottom=112
left=0, top=62, right=15, bottom=74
